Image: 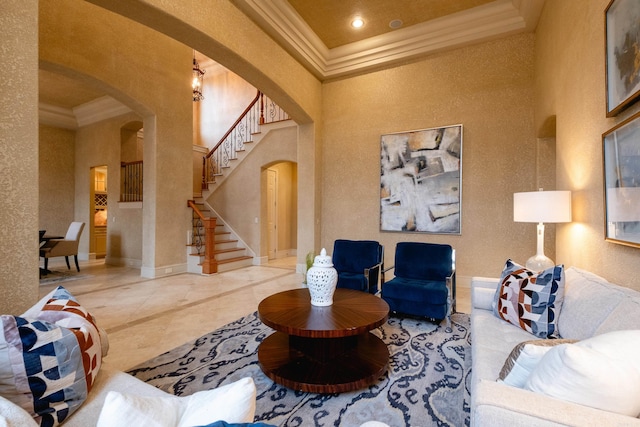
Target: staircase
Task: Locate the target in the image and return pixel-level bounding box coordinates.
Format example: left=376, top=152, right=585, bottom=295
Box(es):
left=187, top=90, right=291, bottom=275
left=202, top=91, right=290, bottom=191
left=187, top=197, right=253, bottom=274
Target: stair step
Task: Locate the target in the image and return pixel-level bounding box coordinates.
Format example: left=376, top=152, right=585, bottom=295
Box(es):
left=213, top=247, right=244, bottom=255
left=217, top=255, right=252, bottom=264
left=215, top=255, right=254, bottom=273
left=215, top=238, right=238, bottom=245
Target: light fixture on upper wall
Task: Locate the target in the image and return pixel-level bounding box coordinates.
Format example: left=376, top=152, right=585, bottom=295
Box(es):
left=192, top=51, right=205, bottom=102
left=513, top=189, right=572, bottom=271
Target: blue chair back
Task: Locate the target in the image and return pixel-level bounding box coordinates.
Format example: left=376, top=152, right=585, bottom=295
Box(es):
left=333, top=239, right=382, bottom=272
left=394, top=242, right=452, bottom=280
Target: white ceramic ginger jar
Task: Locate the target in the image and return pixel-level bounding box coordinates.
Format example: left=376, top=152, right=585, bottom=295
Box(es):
left=306, top=248, right=338, bottom=306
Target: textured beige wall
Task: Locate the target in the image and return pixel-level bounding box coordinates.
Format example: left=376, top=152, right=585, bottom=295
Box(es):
left=41, top=0, right=193, bottom=275
left=270, top=162, right=298, bottom=254
left=75, top=113, right=144, bottom=263
left=88, top=0, right=324, bottom=266
left=0, top=0, right=39, bottom=313
left=208, top=126, right=298, bottom=257
left=197, top=67, right=258, bottom=147
left=321, top=33, right=538, bottom=283
left=39, top=125, right=76, bottom=237
left=536, top=0, right=640, bottom=290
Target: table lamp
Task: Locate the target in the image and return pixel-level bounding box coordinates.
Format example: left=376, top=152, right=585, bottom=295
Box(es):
left=513, top=189, right=572, bottom=271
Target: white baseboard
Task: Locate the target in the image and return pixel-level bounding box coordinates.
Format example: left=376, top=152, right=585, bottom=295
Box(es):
left=140, top=263, right=188, bottom=278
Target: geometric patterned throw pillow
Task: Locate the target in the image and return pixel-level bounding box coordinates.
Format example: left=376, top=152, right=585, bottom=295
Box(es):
left=0, top=286, right=103, bottom=427
left=492, top=259, right=565, bottom=338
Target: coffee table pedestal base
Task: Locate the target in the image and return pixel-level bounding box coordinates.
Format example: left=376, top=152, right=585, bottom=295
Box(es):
left=258, top=331, right=389, bottom=393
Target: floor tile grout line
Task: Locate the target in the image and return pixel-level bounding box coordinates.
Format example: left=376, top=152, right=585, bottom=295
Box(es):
left=104, top=271, right=299, bottom=335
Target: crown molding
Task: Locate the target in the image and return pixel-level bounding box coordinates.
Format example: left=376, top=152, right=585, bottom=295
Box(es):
left=39, top=103, right=78, bottom=130
left=73, top=96, right=132, bottom=127
left=235, top=0, right=544, bottom=80
left=39, top=96, right=132, bottom=129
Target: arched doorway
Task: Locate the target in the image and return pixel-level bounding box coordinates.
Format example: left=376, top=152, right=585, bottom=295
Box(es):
left=262, top=161, right=297, bottom=260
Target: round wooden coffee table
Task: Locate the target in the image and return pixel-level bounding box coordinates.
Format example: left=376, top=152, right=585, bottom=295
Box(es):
left=257, top=288, right=389, bottom=393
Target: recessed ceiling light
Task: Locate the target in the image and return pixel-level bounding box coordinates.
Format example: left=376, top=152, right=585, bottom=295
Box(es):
left=351, top=17, right=365, bottom=29
left=389, top=19, right=403, bottom=29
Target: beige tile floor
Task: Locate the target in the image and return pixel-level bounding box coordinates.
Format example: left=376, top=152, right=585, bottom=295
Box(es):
left=39, top=257, right=470, bottom=371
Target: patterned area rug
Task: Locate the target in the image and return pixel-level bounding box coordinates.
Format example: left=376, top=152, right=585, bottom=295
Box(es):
left=128, top=311, right=471, bottom=427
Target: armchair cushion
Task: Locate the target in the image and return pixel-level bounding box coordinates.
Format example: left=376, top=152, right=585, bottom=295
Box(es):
left=394, top=242, right=453, bottom=279
left=382, top=278, right=449, bottom=320
left=333, top=240, right=382, bottom=293
left=333, top=240, right=381, bottom=273
left=381, top=242, right=454, bottom=321
left=382, top=278, right=448, bottom=304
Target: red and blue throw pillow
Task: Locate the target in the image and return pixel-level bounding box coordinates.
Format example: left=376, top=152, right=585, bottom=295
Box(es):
left=492, top=259, right=565, bottom=338
left=0, top=286, right=104, bottom=427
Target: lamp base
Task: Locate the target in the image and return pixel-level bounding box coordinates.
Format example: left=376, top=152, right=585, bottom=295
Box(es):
left=525, top=254, right=555, bottom=272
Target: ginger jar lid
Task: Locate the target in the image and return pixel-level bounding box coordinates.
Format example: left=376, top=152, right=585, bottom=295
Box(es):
left=313, top=248, right=333, bottom=267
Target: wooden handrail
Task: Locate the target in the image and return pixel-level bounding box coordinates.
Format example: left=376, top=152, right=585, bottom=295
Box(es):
left=187, top=200, right=206, bottom=220
left=201, top=89, right=290, bottom=190
left=187, top=200, right=217, bottom=274
left=205, top=90, right=261, bottom=160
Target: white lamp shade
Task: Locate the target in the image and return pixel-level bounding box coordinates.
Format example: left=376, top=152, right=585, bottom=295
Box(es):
left=607, top=187, right=640, bottom=222
left=514, top=191, right=572, bottom=223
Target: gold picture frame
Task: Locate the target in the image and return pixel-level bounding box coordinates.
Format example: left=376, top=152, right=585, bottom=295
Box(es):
left=605, top=0, right=640, bottom=117
left=603, top=111, right=640, bottom=248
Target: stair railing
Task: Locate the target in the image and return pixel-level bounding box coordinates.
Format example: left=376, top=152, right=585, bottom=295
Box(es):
left=187, top=200, right=217, bottom=274
left=202, top=90, right=290, bottom=189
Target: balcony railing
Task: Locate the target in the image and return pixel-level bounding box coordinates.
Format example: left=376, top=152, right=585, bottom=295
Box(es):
left=121, top=160, right=143, bottom=202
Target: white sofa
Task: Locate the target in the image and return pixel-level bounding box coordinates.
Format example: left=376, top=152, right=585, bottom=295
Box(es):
left=470, top=266, right=640, bottom=426
left=0, top=364, right=260, bottom=427
left=0, top=364, right=164, bottom=426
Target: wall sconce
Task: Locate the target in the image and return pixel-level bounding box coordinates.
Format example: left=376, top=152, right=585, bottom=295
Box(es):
left=514, top=189, right=572, bottom=271
left=192, top=52, right=205, bottom=102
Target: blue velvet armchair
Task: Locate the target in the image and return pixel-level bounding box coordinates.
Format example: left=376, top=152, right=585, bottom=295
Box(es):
left=332, top=239, right=384, bottom=294
left=381, top=242, right=456, bottom=326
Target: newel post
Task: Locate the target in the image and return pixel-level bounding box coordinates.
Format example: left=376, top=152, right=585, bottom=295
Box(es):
left=202, top=217, right=217, bottom=274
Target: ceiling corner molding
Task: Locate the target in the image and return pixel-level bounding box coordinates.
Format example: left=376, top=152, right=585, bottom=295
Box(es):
left=73, top=96, right=132, bottom=127
left=514, top=0, right=545, bottom=32
left=39, top=103, right=78, bottom=130
left=234, top=0, right=544, bottom=80
left=236, top=0, right=329, bottom=79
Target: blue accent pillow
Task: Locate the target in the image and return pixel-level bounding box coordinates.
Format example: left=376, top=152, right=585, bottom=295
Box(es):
left=492, top=259, right=565, bottom=338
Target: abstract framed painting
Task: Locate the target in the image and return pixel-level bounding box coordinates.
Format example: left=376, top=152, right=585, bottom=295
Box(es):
left=380, top=125, right=462, bottom=234
left=605, top=0, right=640, bottom=117
left=603, top=111, right=640, bottom=248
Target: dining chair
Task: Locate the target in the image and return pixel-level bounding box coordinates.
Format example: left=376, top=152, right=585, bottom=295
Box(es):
left=381, top=242, right=456, bottom=327
left=40, top=222, right=85, bottom=273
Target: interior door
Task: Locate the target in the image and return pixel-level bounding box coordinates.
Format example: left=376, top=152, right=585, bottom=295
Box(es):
left=267, top=169, right=278, bottom=259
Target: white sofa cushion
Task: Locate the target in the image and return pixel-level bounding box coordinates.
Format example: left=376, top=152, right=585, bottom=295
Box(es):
left=525, top=330, right=640, bottom=417
left=96, top=376, right=256, bottom=427
left=0, top=396, right=38, bottom=427
left=558, top=268, right=625, bottom=339
left=498, top=339, right=576, bottom=388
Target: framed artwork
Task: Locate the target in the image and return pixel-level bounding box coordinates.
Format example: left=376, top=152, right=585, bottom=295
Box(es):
left=380, top=125, right=462, bottom=234
left=605, top=0, right=640, bottom=117
left=603, top=111, right=640, bottom=248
